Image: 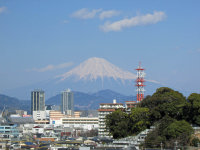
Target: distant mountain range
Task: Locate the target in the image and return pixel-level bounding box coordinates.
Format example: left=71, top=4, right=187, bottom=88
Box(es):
left=0, top=89, right=136, bottom=113
left=0, top=94, right=30, bottom=113
left=3, top=57, right=161, bottom=99
left=46, top=89, right=136, bottom=110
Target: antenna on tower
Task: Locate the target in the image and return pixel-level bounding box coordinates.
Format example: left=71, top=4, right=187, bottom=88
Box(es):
left=139, top=61, right=141, bottom=68
left=135, top=62, right=145, bottom=102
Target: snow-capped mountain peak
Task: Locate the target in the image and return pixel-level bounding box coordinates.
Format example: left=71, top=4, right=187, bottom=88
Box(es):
left=57, top=57, right=137, bottom=81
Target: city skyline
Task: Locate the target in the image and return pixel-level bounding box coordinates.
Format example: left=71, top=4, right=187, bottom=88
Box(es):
left=0, top=0, right=200, bottom=96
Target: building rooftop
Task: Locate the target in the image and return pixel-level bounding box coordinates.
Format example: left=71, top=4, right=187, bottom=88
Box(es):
left=98, top=109, right=116, bottom=112
left=100, top=103, right=123, bottom=105
left=8, top=117, right=34, bottom=124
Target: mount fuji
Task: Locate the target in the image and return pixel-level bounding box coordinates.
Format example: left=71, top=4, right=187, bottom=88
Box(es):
left=4, top=57, right=161, bottom=99
left=53, top=57, right=160, bottom=96
left=57, top=57, right=137, bottom=82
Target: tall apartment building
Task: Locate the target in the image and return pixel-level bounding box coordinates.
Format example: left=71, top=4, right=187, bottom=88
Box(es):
left=61, top=89, right=74, bottom=115
left=98, top=99, right=124, bottom=137
left=31, top=90, right=45, bottom=114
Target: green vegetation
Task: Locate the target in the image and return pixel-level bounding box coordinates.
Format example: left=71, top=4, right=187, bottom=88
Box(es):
left=105, top=107, right=151, bottom=139
left=105, top=109, right=129, bottom=139
left=130, top=107, right=151, bottom=135
left=184, top=93, right=200, bottom=125
left=105, top=87, right=200, bottom=148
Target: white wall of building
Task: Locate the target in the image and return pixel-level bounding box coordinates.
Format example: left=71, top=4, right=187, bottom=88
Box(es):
left=32, top=127, right=44, bottom=134
left=33, top=111, right=46, bottom=120
left=50, top=118, right=63, bottom=125
left=49, top=117, right=99, bottom=131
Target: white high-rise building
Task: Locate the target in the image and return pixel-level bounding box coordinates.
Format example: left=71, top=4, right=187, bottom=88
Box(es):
left=61, top=89, right=74, bottom=115
left=98, top=99, right=124, bottom=137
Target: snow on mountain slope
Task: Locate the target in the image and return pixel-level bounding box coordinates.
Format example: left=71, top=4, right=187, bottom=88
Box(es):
left=57, top=57, right=137, bottom=82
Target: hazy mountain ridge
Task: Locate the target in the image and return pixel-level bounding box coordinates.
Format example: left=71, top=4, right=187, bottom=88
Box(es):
left=0, top=90, right=136, bottom=112
left=0, top=94, right=30, bottom=113
left=0, top=94, right=20, bottom=110
left=46, top=89, right=136, bottom=110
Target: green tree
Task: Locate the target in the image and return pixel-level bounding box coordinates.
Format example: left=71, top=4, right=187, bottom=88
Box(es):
left=130, top=107, right=150, bottom=135
left=163, top=120, right=193, bottom=146
left=184, top=93, right=200, bottom=125
left=105, top=87, right=195, bottom=147
left=106, top=107, right=151, bottom=138
left=105, top=109, right=130, bottom=139
left=140, top=88, right=193, bottom=148
left=144, top=118, right=193, bottom=148
left=144, top=115, right=175, bottom=148
left=139, top=87, right=187, bottom=122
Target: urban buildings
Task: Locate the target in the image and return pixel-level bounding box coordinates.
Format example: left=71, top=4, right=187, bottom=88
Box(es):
left=0, top=124, right=19, bottom=149
left=98, top=99, right=124, bottom=137
left=49, top=111, right=98, bottom=130
left=31, top=90, right=45, bottom=114
left=0, top=124, right=19, bottom=138
left=62, top=117, right=98, bottom=130
left=32, top=111, right=49, bottom=124
left=50, top=111, right=65, bottom=125
left=125, top=101, right=137, bottom=112
left=61, top=89, right=74, bottom=116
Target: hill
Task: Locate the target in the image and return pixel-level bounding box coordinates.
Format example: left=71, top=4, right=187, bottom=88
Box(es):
left=0, top=94, right=30, bottom=113
left=0, top=89, right=136, bottom=112
left=46, top=89, right=136, bottom=110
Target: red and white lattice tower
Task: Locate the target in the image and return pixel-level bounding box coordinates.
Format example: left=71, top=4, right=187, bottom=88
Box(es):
left=136, top=62, right=145, bottom=102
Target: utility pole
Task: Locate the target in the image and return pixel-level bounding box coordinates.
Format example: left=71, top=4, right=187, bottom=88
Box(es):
left=174, top=141, right=178, bottom=150
left=160, top=142, right=163, bottom=150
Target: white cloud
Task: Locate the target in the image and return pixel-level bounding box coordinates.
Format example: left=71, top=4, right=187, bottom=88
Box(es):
left=71, top=8, right=102, bottom=19
left=100, top=11, right=166, bottom=32
left=99, top=10, right=121, bottom=19
left=0, top=7, right=7, bottom=14
left=29, top=62, right=73, bottom=72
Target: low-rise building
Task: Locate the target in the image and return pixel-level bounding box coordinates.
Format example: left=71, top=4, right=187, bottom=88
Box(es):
left=62, top=117, right=98, bottom=130
left=15, top=110, right=27, bottom=117
left=33, top=111, right=46, bottom=120
left=33, top=111, right=49, bottom=124
left=49, top=111, right=98, bottom=130
left=50, top=111, right=65, bottom=125
left=125, top=101, right=137, bottom=112
left=0, top=124, right=19, bottom=138
left=32, top=125, right=44, bottom=134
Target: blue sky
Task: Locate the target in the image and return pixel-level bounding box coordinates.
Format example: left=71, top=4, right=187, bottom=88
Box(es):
left=0, top=0, right=199, bottom=95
